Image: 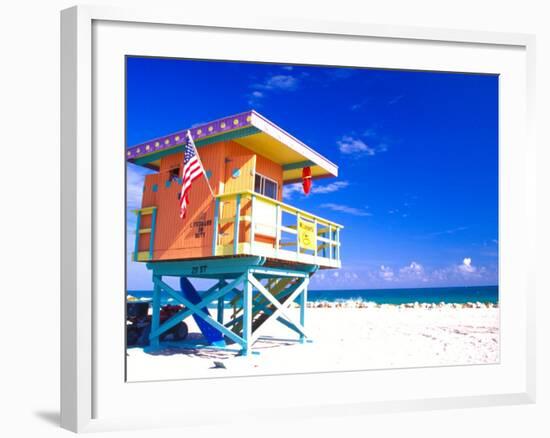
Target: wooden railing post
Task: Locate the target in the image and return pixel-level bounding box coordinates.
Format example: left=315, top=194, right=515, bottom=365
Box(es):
left=213, top=190, right=341, bottom=266
left=275, top=204, right=281, bottom=255
left=212, top=197, right=220, bottom=256
left=335, top=227, right=340, bottom=262
left=328, top=224, right=332, bottom=261
left=296, top=211, right=301, bottom=256
left=250, top=194, right=255, bottom=253
left=149, top=208, right=157, bottom=260
left=133, top=211, right=141, bottom=262
left=313, top=218, right=318, bottom=259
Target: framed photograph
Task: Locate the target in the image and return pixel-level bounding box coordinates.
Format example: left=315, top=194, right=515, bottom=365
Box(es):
left=61, top=5, right=536, bottom=432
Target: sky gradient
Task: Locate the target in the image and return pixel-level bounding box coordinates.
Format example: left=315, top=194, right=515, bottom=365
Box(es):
left=126, top=57, right=499, bottom=290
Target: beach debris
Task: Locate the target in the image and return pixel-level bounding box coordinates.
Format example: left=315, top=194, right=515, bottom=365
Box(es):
left=302, top=299, right=498, bottom=309
left=212, top=361, right=226, bottom=369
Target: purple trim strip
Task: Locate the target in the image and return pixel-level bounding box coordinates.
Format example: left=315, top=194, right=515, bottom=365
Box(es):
left=126, top=111, right=254, bottom=161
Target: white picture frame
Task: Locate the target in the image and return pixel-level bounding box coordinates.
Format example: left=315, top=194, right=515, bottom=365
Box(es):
left=60, top=5, right=536, bottom=433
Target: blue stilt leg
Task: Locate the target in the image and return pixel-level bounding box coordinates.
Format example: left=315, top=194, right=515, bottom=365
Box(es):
left=242, top=272, right=252, bottom=355
left=150, top=275, right=161, bottom=348
left=217, top=296, right=224, bottom=325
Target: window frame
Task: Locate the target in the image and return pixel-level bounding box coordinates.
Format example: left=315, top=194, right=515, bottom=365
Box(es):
left=254, top=172, right=279, bottom=200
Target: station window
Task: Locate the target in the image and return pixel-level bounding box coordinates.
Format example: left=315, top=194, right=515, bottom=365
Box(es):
left=168, top=166, right=180, bottom=182
left=254, top=173, right=278, bottom=200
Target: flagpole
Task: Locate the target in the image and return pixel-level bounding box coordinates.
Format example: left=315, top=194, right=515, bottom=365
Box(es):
left=187, top=130, right=216, bottom=199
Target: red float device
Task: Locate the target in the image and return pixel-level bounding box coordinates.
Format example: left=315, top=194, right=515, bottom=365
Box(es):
left=302, top=166, right=312, bottom=195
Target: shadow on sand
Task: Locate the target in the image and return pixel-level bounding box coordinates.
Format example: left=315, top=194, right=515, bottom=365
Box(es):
left=34, top=410, right=59, bottom=427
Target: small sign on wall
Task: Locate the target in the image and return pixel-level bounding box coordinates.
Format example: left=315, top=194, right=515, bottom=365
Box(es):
left=298, top=217, right=316, bottom=251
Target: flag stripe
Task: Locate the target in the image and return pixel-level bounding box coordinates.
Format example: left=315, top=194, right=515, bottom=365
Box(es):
left=179, top=131, right=205, bottom=219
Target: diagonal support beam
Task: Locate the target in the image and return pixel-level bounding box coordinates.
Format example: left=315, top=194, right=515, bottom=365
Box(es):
left=151, top=275, right=247, bottom=347
left=153, top=280, right=229, bottom=337
left=248, top=274, right=310, bottom=343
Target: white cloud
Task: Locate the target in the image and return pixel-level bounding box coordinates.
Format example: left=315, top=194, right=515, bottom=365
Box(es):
left=337, top=127, right=393, bottom=157
left=363, top=128, right=377, bottom=137
left=429, top=257, right=489, bottom=283
left=282, top=183, right=303, bottom=199
left=400, top=261, right=424, bottom=275
left=126, top=164, right=149, bottom=210
left=458, top=257, right=476, bottom=274
left=379, top=265, right=395, bottom=281
left=248, top=73, right=300, bottom=106
left=283, top=181, right=350, bottom=200
left=248, top=90, right=265, bottom=107
left=425, top=226, right=469, bottom=237
left=344, top=271, right=359, bottom=281
left=399, top=262, right=428, bottom=282
left=356, top=258, right=497, bottom=287
left=321, top=203, right=372, bottom=217
left=337, top=135, right=376, bottom=155
left=311, top=181, right=349, bottom=194
left=253, top=74, right=299, bottom=91
left=350, top=100, right=369, bottom=111
left=388, top=95, right=404, bottom=105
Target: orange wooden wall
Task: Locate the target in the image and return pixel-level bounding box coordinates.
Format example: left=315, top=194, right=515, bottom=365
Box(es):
left=138, top=139, right=284, bottom=261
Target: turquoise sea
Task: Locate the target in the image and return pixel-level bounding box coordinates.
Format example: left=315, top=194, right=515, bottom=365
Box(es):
left=128, top=285, right=498, bottom=305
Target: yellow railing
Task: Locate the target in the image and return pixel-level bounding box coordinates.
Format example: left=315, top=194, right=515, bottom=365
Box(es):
left=212, top=190, right=342, bottom=268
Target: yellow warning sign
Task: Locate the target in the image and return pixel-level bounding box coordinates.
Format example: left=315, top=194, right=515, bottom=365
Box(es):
left=298, top=217, right=316, bottom=251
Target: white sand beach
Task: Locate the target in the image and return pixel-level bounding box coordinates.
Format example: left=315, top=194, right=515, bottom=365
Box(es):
left=126, top=304, right=499, bottom=382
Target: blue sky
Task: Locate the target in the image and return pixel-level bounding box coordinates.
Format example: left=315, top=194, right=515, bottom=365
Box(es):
left=126, top=57, right=499, bottom=290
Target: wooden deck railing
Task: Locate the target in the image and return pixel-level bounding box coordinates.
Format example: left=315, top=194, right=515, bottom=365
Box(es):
left=212, top=190, right=342, bottom=268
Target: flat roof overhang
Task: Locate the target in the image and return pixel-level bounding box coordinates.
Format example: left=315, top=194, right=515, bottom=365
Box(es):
left=126, top=110, right=338, bottom=183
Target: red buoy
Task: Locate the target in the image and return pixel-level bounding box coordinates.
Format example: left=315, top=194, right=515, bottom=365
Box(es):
left=302, top=166, right=312, bottom=195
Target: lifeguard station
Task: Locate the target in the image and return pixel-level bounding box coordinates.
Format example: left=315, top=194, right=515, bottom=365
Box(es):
left=127, top=110, right=342, bottom=354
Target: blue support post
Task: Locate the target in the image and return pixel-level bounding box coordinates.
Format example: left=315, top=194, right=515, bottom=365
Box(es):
left=150, top=275, right=161, bottom=348
left=216, top=279, right=227, bottom=325
left=217, top=296, right=224, bottom=325
left=151, top=275, right=247, bottom=347
left=233, top=194, right=241, bottom=255
left=242, top=271, right=252, bottom=355
left=212, top=197, right=220, bottom=256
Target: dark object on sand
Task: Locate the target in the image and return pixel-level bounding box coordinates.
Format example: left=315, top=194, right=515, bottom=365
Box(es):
left=127, top=301, right=188, bottom=347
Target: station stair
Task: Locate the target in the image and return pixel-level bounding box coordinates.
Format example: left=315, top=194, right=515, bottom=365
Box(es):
left=229, top=277, right=298, bottom=337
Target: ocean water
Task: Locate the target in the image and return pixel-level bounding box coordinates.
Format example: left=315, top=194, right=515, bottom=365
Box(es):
left=128, top=285, right=498, bottom=305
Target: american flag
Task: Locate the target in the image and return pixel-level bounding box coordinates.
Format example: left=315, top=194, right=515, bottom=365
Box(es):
left=179, top=130, right=204, bottom=219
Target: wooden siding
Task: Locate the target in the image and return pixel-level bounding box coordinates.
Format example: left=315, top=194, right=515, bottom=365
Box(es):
left=140, top=142, right=224, bottom=260
left=137, top=139, right=286, bottom=261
